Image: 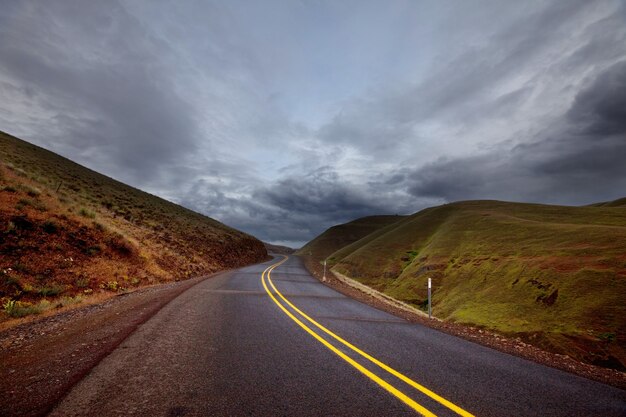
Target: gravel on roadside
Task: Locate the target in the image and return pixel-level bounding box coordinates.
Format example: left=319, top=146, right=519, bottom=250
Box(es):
left=0, top=271, right=233, bottom=417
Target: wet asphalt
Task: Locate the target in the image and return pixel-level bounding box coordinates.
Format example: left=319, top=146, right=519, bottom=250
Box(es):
left=49, top=256, right=626, bottom=417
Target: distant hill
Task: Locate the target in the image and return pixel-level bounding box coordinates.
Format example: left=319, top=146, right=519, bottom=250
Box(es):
left=589, top=197, right=626, bottom=207
left=297, top=215, right=404, bottom=259
left=299, top=200, right=626, bottom=371
left=0, top=131, right=267, bottom=320
left=264, top=242, right=295, bottom=255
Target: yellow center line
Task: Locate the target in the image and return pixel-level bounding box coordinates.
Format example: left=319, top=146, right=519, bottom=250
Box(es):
left=261, top=258, right=437, bottom=417
left=264, top=256, right=475, bottom=417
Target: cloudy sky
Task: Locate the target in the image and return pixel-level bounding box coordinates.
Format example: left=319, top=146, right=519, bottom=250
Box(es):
left=1, top=1, right=625, bottom=247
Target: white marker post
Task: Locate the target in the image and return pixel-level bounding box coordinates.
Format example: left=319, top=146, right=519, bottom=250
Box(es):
left=323, top=260, right=327, bottom=282
left=428, top=277, right=432, bottom=319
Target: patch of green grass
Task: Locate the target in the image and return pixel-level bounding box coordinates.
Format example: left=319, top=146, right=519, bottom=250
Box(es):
left=16, top=198, right=47, bottom=211
left=38, top=284, right=64, bottom=297
left=17, top=184, right=41, bottom=197
left=75, top=276, right=90, bottom=288
left=101, top=280, right=121, bottom=291
left=3, top=299, right=44, bottom=318
left=78, top=207, right=96, bottom=218
left=2, top=296, right=82, bottom=318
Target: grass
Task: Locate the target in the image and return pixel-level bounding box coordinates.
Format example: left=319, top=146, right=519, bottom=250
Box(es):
left=296, top=215, right=404, bottom=260
left=78, top=207, right=96, bottom=218
left=2, top=296, right=83, bottom=318
left=0, top=130, right=267, bottom=322
left=302, top=200, right=626, bottom=370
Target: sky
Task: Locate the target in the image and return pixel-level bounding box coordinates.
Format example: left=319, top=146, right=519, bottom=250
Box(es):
left=0, top=1, right=625, bottom=247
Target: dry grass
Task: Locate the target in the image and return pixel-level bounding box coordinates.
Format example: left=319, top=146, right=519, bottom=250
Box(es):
left=0, top=130, right=267, bottom=322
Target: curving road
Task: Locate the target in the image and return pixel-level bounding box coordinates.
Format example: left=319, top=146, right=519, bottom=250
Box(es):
left=49, top=256, right=626, bottom=416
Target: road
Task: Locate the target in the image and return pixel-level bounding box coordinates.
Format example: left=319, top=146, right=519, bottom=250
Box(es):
left=49, top=256, right=626, bottom=416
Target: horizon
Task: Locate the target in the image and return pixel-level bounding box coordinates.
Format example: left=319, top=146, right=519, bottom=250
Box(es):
left=1, top=1, right=625, bottom=248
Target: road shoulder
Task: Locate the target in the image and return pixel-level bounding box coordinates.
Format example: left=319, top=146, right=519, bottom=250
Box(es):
left=0, top=270, right=232, bottom=417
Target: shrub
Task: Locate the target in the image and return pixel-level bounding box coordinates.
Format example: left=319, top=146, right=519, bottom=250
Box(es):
left=4, top=274, right=21, bottom=286
left=3, top=299, right=44, bottom=318
left=86, top=245, right=102, bottom=256
left=75, top=277, right=90, bottom=288
left=38, top=284, right=64, bottom=297
left=79, top=207, right=96, bottom=218
left=26, top=187, right=40, bottom=197
left=108, top=234, right=136, bottom=256
left=3, top=299, right=17, bottom=316
left=4, top=221, right=16, bottom=234
left=92, top=221, right=106, bottom=231
left=42, top=220, right=59, bottom=234
left=599, top=332, right=616, bottom=342
left=100, top=280, right=120, bottom=291
left=1, top=185, right=17, bottom=193
left=16, top=198, right=46, bottom=211
left=13, top=262, right=30, bottom=274
left=57, top=296, right=83, bottom=308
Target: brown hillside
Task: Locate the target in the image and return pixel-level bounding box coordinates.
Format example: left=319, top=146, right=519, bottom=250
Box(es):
left=0, top=131, right=267, bottom=321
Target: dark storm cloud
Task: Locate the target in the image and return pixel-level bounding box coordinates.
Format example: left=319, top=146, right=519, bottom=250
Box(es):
left=261, top=168, right=381, bottom=217
left=566, top=61, right=626, bottom=136
left=178, top=166, right=409, bottom=246
left=407, top=61, right=626, bottom=205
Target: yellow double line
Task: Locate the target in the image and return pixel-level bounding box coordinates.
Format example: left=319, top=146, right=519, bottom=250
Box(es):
left=261, top=256, right=475, bottom=417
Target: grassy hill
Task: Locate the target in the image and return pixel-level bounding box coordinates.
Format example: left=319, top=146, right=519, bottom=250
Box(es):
left=297, top=215, right=404, bottom=259
left=0, top=131, right=267, bottom=320
left=264, top=242, right=295, bottom=255
left=301, top=200, right=626, bottom=370
left=589, top=197, right=626, bottom=207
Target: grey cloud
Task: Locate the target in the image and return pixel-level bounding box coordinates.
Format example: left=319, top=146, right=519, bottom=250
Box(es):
left=315, top=1, right=621, bottom=161
left=408, top=61, right=626, bottom=205
left=177, top=166, right=419, bottom=247
left=0, top=2, right=200, bottom=184
left=566, top=60, right=626, bottom=136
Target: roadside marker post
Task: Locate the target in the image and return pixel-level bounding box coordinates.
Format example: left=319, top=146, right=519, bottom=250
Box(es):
left=323, top=260, right=327, bottom=282
left=428, top=277, right=432, bottom=319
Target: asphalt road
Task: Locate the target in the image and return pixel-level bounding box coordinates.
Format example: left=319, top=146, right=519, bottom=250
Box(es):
left=49, top=256, right=626, bottom=416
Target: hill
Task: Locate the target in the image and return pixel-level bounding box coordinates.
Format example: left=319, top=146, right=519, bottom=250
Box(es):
left=0, top=131, right=267, bottom=320
left=301, top=200, right=626, bottom=371
left=589, top=197, right=626, bottom=207
left=296, top=215, right=405, bottom=259
left=264, top=242, right=295, bottom=255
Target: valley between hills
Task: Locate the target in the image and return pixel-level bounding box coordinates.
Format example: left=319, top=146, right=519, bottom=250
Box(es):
left=1, top=131, right=625, bottom=417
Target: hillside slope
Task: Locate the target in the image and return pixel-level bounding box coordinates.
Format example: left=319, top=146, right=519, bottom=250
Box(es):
left=0, top=131, right=267, bottom=320
left=296, top=215, right=404, bottom=259
left=306, top=200, right=626, bottom=370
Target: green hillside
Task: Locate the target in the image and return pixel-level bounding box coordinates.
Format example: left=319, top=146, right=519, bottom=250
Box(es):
left=589, top=197, right=626, bottom=207
left=305, top=200, right=626, bottom=370
left=296, top=215, right=404, bottom=259
left=0, top=131, right=267, bottom=320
